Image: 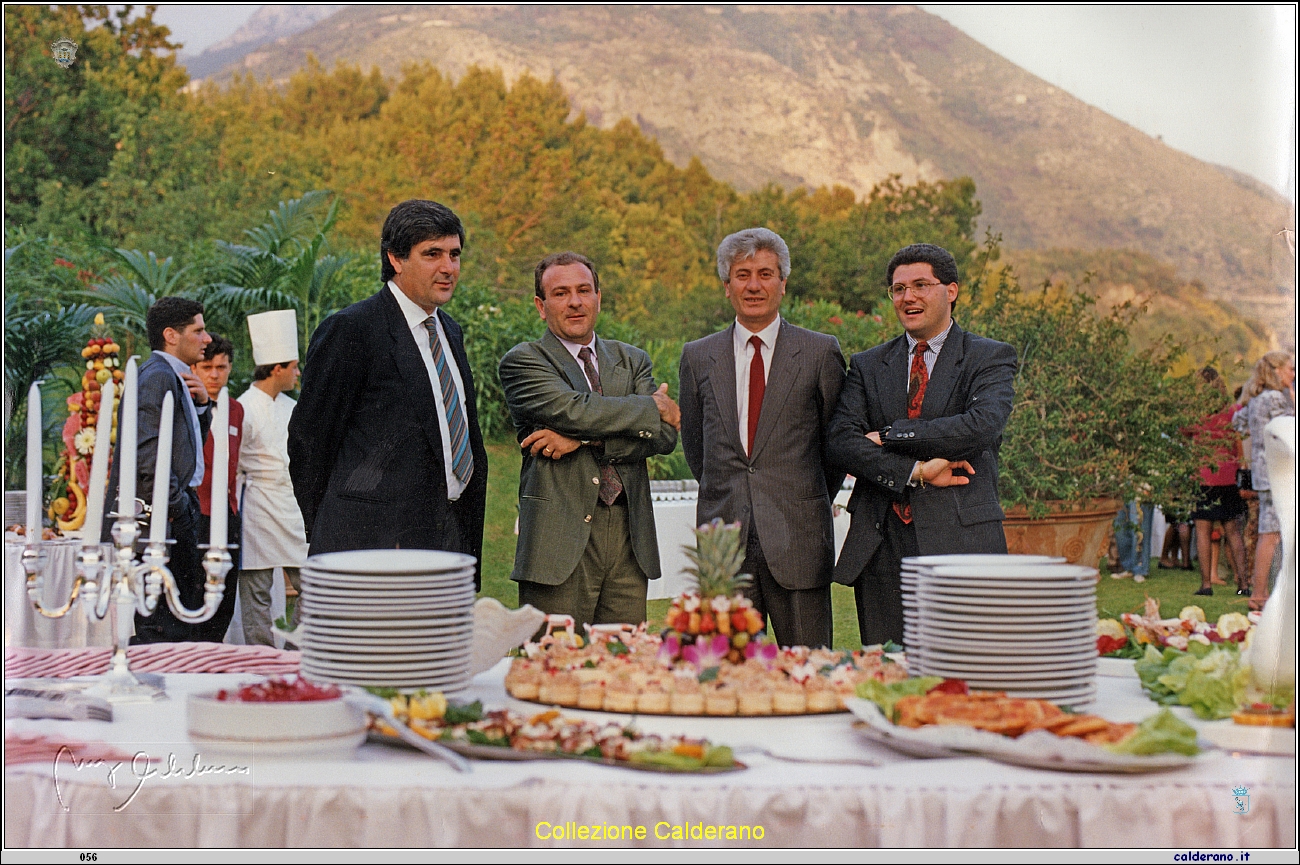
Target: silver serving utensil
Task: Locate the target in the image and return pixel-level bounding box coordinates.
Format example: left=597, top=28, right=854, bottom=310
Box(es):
left=732, top=746, right=880, bottom=768
left=342, top=689, right=472, bottom=773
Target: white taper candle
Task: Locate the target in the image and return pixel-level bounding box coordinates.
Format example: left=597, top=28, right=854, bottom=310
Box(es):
left=209, top=387, right=229, bottom=547
left=83, top=380, right=116, bottom=540
left=149, top=391, right=174, bottom=543
left=25, top=381, right=41, bottom=538
left=117, top=357, right=139, bottom=519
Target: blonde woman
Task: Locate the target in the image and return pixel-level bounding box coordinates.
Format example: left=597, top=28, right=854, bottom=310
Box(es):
left=1237, top=351, right=1296, bottom=611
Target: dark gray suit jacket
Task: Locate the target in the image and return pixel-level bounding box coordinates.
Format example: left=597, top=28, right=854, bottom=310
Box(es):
left=499, top=330, right=677, bottom=587
left=679, top=321, right=846, bottom=591
left=828, top=322, right=1017, bottom=584
left=106, top=352, right=210, bottom=526
left=287, top=288, right=488, bottom=585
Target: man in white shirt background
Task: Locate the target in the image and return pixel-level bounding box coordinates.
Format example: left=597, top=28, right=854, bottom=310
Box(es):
left=238, top=309, right=310, bottom=645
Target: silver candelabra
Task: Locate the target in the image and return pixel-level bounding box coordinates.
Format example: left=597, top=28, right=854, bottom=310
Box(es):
left=23, top=504, right=230, bottom=703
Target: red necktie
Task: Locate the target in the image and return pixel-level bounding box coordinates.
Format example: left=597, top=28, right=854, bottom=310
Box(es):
left=747, top=335, right=765, bottom=458
left=894, top=340, right=930, bottom=524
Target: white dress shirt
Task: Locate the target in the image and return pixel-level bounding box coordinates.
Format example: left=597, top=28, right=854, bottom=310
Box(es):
left=904, top=320, right=953, bottom=386
left=556, top=333, right=601, bottom=390
left=733, top=316, right=781, bottom=454
left=388, top=281, right=470, bottom=501
left=157, top=350, right=207, bottom=488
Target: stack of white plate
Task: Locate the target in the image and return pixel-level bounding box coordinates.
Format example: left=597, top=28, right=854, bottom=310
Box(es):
left=297, top=549, right=477, bottom=694
left=902, top=555, right=1098, bottom=706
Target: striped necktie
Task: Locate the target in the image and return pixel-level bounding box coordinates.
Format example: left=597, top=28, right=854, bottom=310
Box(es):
left=424, top=315, right=474, bottom=487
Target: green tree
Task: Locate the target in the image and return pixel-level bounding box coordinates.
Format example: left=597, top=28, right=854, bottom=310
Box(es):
left=5, top=5, right=188, bottom=229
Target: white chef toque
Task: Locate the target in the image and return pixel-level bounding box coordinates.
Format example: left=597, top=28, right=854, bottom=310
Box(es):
left=247, top=309, right=299, bottom=366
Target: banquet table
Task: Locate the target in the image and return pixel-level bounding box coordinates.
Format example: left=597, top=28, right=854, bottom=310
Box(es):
left=4, top=660, right=1294, bottom=848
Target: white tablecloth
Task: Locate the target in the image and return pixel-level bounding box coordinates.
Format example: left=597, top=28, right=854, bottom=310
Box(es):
left=5, top=662, right=1293, bottom=848
left=649, top=489, right=854, bottom=601
left=4, top=540, right=113, bottom=649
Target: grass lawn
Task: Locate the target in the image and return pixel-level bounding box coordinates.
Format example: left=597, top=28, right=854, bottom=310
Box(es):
left=478, top=440, right=1237, bottom=650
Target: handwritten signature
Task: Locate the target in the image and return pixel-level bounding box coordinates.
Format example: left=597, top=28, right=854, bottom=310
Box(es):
left=53, top=746, right=250, bottom=812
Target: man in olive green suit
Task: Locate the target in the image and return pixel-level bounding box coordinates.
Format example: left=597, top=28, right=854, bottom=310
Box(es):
left=500, top=252, right=680, bottom=630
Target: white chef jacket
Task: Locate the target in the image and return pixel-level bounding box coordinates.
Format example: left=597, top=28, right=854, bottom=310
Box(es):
left=237, top=386, right=309, bottom=569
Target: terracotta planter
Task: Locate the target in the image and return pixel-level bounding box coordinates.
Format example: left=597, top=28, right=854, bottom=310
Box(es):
left=1002, top=499, right=1122, bottom=567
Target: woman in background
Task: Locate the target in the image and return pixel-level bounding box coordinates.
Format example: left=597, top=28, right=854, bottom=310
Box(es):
left=1188, top=368, right=1247, bottom=597
left=1236, top=352, right=1296, bottom=612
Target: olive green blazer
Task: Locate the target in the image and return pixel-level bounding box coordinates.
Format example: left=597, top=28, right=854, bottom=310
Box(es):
left=499, top=330, right=678, bottom=586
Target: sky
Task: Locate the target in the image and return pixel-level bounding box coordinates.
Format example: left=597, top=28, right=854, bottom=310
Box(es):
left=152, top=4, right=1298, bottom=201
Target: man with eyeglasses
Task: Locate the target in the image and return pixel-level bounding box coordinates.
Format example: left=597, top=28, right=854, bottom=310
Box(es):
left=827, top=243, right=1017, bottom=647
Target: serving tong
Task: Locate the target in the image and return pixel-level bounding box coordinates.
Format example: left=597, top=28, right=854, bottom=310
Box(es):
left=342, top=689, right=472, bottom=773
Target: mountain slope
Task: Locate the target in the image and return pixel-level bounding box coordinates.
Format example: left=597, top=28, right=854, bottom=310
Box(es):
left=202, top=4, right=1294, bottom=337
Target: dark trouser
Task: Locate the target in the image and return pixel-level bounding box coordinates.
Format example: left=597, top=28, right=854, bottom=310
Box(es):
left=517, top=496, right=647, bottom=634
left=193, top=508, right=241, bottom=642
left=854, top=508, right=918, bottom=648
left=133, top=489, right=205, bottom=644
left=742, top=526, right=832, bottom=649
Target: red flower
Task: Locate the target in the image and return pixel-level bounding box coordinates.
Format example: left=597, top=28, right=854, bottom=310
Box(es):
left=828, top=315, right=843, bottom=326
left=53, top=258, right=76, bottom=269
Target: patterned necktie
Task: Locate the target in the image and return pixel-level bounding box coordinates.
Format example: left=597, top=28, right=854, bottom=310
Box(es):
left=746, top=334, right=766, bottom=457
left=424, top=315, right=474, bottom=487
left=894, top=340, right=930, bottom=525
left=578, top=345, right=624, bottom=505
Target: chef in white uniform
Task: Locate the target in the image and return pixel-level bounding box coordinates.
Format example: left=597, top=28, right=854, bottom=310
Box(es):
left=238, top=309, right=310, bottom=646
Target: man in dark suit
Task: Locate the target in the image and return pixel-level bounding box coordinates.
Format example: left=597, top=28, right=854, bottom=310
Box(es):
left=828, top=243, right=1017, bottom=647
left=107, top=296, right=213, bottom=643
left=499, top=252, right=679, bottom=630
left=288, top=200, right=488, bottom=586
left=679, top=228, right=846, bottom=648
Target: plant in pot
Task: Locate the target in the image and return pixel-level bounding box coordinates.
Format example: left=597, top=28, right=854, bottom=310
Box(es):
left=962, top=242, right=1221, bottom=567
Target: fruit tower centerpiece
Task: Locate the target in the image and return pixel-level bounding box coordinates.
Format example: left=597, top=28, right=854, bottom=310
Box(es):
left=51, top=314, right=123, bottom=532
left=660, top=519, right=770, bottom=666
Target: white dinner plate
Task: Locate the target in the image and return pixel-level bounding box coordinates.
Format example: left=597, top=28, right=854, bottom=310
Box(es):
left=923, top=564, right=1098, bottom=581
left=301, top=667, right=471, bottom=687
left=910, top=655, right=1098, bottom=675
left=301, top=570, right=476, bottom=590
left=915, top=606, right=1097, bottom=621
left=919, top=580, right=1095, bottom=596
left=902, top=555, right=1067, bottom=568
left=301, top=655, right=470, bottom=674
left=300, top=577, right=474, bottom=593
left=299, top=596, right=476, bottom=614
left=916, top=592, right=1092, bottom=608
left=920, top=632, right=1102, bottom=650
left=300, top=605, right=475, bottom=621
left=302, top=640, right=472, bottom=658
left=304, top=549, right=477, bottom=575
left=921, top=642, right=1097, bottom=661
left=301, top=631, right=472, bottom=650
left=917, top=614, right=1097, bottom=632
left=301, top=621, right=474, bottom=638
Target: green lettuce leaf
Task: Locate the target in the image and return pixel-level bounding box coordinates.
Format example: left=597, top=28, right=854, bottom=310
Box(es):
left=856, top=676, right=944, bottom=722
left=1106, top=708, right=1200, bottom=756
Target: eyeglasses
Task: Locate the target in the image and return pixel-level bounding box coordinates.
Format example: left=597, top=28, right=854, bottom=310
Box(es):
left=888, top=280, right=945, bottom=298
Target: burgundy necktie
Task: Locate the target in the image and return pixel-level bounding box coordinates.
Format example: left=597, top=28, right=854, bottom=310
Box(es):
left=578, top=346, right=623, bottom=505
left=894, top=340, right=930, bottom=525
left=747, top=335, right=765, bottom=457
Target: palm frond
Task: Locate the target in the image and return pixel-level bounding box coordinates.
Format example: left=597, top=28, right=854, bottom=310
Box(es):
left=110, top=248, right=191, bottom=297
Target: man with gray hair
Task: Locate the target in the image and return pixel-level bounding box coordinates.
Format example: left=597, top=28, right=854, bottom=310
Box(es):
left=679, top=228, right=847, bottom=647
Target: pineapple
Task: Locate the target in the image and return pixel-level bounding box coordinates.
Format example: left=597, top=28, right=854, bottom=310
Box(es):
left=682, top=518, right=752, bottom=599
left=663, top=520, right=766, bottom=663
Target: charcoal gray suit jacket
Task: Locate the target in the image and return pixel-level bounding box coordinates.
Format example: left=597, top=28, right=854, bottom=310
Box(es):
left=106, top=352, right=210, bottom=524
left=679, top=320, right=846, bottom=591
left=827, top=321, right=1016, bottom=584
